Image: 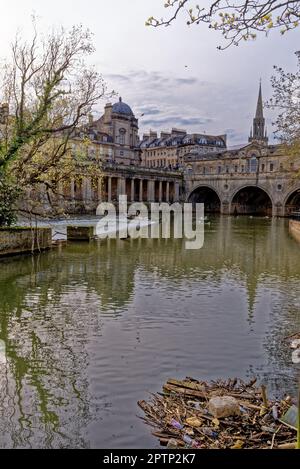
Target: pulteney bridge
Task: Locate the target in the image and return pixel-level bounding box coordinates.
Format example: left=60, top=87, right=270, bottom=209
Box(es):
left=185, top=171, right=300, bottom=217
left=183, top=138, right=300, bottom=217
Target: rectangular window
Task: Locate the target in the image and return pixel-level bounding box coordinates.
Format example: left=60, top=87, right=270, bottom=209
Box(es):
left=234, top=165, right=238, bottom=173
left=261, top=164, right=265, bottom=172
left=270, top=163, right=274, bottom=172
left=217, top=166, right=222, bottom=174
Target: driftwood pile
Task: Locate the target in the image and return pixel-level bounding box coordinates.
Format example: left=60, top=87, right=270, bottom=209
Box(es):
left=138, top=377, right=298, bottom=449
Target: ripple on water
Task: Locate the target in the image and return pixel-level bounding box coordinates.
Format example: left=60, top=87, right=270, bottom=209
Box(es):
left=0, top=217, right=299, bottom=448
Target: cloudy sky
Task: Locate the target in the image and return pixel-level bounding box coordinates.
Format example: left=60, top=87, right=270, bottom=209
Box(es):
left=0, top=0, right=299, bottom=144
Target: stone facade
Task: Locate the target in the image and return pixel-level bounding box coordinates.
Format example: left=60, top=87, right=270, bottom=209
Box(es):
left=140, top=128, right=226, bottom=170
left=60, top=164, right=183, bottom=214
left=184, top=140, right=300, bottom=216
left=2, top=85, right=300, bottom=217
left=89, top=97, right=140, bottom=165
left=184, top=83, right=300, bottom=216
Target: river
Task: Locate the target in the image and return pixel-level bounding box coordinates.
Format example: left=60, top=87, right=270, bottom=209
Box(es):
left=0, top=216, right=299, bottom=448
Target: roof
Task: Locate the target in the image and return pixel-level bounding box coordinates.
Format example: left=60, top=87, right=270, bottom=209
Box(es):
left=227, top=143, right=249, bottom=151
left=112, top=97, right=134, bottom=116
left=140, top=133, right=226, bottom=149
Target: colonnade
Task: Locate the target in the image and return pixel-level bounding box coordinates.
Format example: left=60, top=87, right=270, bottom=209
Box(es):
left=68, top=175, right=181, bottom=204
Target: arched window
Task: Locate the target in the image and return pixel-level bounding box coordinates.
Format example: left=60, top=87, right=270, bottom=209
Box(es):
left=119, top=128, right=126, bottom=145
left=250, top=155, right=258, bottom=173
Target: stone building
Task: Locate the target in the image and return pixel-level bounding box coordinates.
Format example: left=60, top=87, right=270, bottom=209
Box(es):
left=2, top=85, right=300, bottom=217
left=184, top=84, right=300, bottom=216
left=140, top=128, right=226, bottom=169
left=89, top=97, right=140, bottom=165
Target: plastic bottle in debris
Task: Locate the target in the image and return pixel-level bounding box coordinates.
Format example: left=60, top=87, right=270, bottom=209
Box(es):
left=272, top=404, right=279, bottom=421
left=201, top=427, right=218, bottom=438
left=183, top=434, right=201, bottom=448
left=183, top=434, right=193, bottom=445
left=171, top=418, right=183, bottom=430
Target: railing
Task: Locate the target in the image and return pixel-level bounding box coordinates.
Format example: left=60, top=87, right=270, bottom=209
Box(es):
left=290, top=211, right=300, bottom=220
left=102, top=162, right=183, bottom=176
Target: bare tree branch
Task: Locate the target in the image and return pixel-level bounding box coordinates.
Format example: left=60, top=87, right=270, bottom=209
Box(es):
left=267, top=52, right=300, bottom=157
left=0, top=19, right=111, bottom=224
left=147, top=1, right=300, bottom=49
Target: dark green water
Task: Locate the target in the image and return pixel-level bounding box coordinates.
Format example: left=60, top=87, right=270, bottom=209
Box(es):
left=0, top=216, right=299, bottom=448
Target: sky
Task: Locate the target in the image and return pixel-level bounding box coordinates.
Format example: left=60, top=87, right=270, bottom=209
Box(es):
left=0, top=0, right=299, bottom=144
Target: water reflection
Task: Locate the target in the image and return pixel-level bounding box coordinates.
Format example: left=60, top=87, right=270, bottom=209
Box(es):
left=0, top=216, right=299, bottom=448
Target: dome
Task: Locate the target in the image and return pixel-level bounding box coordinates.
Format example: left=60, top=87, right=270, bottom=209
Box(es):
left=112, top=97, right=134, bottom=116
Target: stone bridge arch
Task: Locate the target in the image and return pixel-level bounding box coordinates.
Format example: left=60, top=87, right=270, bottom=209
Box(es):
left=229, top=185, right=274, bottom=216
left=187, top=184, right=221, bottom=213
left=283, top=186, right=300, bottom=216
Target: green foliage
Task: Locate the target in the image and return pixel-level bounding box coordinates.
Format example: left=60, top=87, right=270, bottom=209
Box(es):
left=0, top=176, right=21, bottom=227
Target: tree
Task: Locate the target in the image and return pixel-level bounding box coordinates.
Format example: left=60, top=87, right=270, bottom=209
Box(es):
left=0, top=178, right=20, bottom=226
left=267, top=52, right=300, bottom=155
left=146, top=1, right=300, bottom=49
left=0, top=20, right=110, bottom=224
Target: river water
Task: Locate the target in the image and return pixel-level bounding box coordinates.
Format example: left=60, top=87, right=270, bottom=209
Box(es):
left=0, top=216, right=299, bottom=448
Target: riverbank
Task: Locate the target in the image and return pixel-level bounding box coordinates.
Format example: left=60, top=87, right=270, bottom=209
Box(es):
left=289, top=219, right=300, bottom=244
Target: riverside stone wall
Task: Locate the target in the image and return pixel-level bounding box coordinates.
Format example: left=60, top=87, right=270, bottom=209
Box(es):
left=289, top=219, right=300, bottom=244
left=0, top=227, right=52, bottom=256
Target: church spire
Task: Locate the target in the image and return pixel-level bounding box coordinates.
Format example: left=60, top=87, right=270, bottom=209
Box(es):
left=255, top=80, right=263, bottom=118
left=249, top=80, right=268, bottom=145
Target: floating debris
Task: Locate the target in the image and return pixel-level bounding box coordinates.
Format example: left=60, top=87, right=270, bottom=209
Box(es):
left=138, top=377, right=298, bottom=449
left=285, top=332, right=300, bottom=364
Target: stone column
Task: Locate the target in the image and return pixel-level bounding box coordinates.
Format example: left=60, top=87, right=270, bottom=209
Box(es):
left=70, top=179, right=75, bottom=200
left=117, top=177, right=126, bottom=197
left=58, top=180, right=64, bottom=200
left=85, top=177, right=92, bottom=201
left=147, top=180, right=155, bottom=202
left=82, top=178, right=86, bottom=202
left=159, top=181, right=163, bottom=203
left=108, top=177, right=112, bottom=202
left=174, top=181, right=180, bottom=202
left=221, top=201, right=230, bottom=215
left=273, top=202, right=283, bottom=217
left=117, top=178, right=122, bottom=197
left=131, top=179, right=135, bottom=202
left=139, top=179, right=143, bottom=202
left=166, top=181, right=170, bottom=203
left=98, top=177, right=103, bottom=202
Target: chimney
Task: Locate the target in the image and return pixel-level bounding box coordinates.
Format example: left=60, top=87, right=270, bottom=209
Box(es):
left=104, top=103, right=113, bottom=124
left=88, top=114, right=94, bottom=126
left=218, top=134, right=227, bottom=147
left=149, top=130, right=157, bottom=139
left=171, top=128, right=187, bottom=136
left=160, top=131, right=171, bottom=139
